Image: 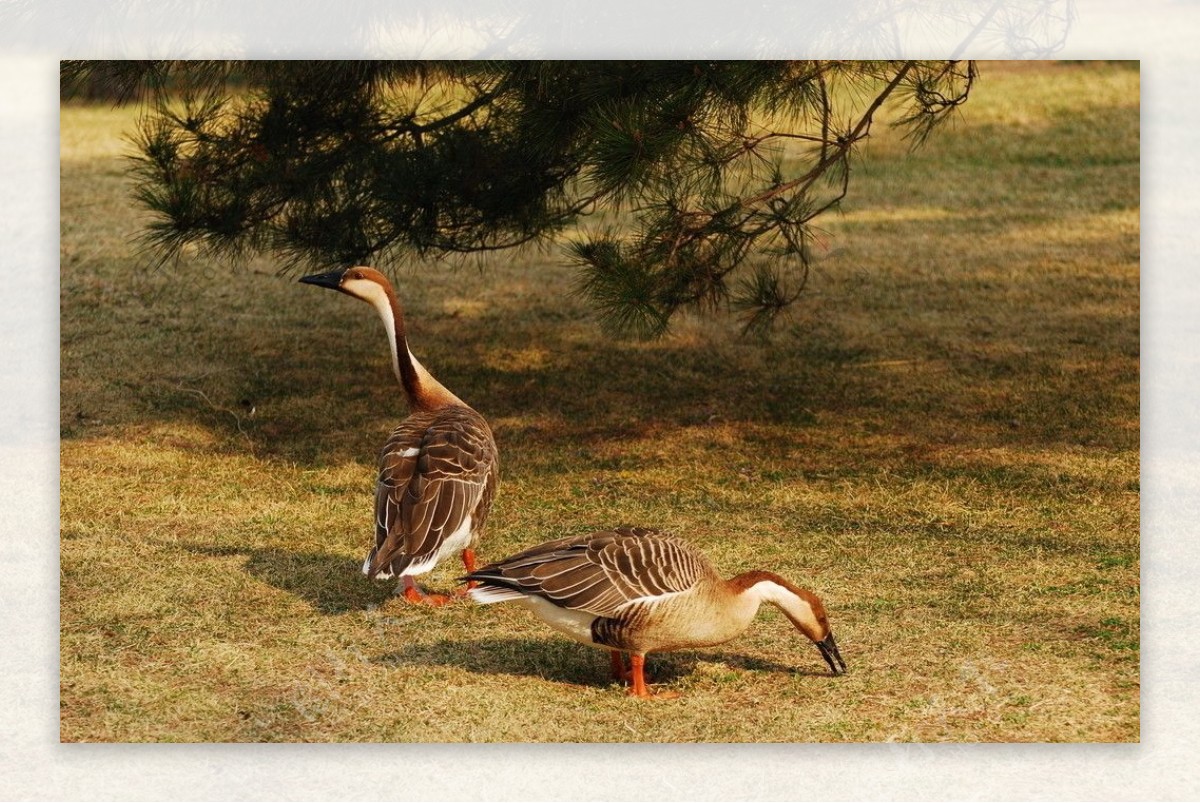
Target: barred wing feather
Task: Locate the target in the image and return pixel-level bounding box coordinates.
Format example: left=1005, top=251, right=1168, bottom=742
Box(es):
left=369, top=407, right=497, bottom=577
left=469, top=527, right=711, bottom=616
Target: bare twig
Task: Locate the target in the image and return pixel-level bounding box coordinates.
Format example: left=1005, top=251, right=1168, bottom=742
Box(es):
left=171, top=383, right=256, bottom=453
left=739, top=61, right=916, bottom=210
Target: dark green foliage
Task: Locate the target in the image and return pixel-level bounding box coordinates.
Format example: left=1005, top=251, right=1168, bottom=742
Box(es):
left=62, top=60, right=974, bottom=334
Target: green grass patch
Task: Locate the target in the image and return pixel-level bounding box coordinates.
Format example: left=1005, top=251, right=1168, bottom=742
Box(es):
left=61, top=62, right=1138, bottom=742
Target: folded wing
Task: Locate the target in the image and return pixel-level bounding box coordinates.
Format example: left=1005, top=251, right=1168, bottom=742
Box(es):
left=368, top=406, right=498, bottom=577
left=467, top=527, right=710, bottom=615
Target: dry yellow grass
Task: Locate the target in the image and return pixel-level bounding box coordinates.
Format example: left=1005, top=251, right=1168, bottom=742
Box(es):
left=60, top=61, right=1138, bottom=742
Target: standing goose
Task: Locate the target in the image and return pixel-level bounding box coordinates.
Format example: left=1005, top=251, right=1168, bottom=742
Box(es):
left=301, top=266, right=498, bottom=605
left=464, top=526, right=845, bottom=697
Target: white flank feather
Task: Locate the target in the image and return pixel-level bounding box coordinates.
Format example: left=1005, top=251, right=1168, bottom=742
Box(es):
left=522, top=595, right=601, bottom=647
left=362, top=550, right=394, bottom=579
left=396, top=515, right=473, bottom=577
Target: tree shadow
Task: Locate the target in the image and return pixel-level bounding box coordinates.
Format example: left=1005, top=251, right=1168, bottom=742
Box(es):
left=59, top=60, right=1137, bottom=473
left=374, top=635, right=833, bottom=690
left=183, top=543, right=395, bottom=614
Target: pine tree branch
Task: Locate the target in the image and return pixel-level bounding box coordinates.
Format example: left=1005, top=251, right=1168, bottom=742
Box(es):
left=739, top=61, right=915, bottom=210
left=104, top=60, right=974, bottom=335
left=381, top=81, right=507, bottom=143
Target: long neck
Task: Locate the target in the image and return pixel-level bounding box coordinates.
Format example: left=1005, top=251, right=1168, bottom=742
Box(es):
left=726, top=570, right=825, bottom=640
left=368, top=283, right=463, bottom=411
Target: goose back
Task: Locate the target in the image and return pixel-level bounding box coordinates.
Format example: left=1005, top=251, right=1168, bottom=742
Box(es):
left=468, top=527, right=761, bottom=653
left=366, top=404, right=498, bottom=578
left=470, top=527, right=708, bottom=612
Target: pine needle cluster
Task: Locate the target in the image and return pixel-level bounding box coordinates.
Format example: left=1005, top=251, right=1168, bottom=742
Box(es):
left=62, top=60, right=974, bottom=335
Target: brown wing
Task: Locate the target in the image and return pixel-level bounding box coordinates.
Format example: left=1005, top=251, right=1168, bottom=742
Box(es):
left=467, top=527, right=711, bottom=616
left=368, top=405, right=498, bottom=577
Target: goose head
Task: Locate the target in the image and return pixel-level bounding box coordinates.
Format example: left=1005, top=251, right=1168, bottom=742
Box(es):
left=300, top=265, right=465, bottom=411
left=299, top=266, right=392, bottom=306
left=737, top=572, right=847, bottom=676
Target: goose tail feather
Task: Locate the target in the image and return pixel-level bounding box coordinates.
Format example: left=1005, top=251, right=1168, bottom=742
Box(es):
left=461, top=572, right=529, bottom=604
left=466, top=585, right=527, bottom=604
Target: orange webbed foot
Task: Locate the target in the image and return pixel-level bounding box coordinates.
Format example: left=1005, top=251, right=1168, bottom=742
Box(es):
left=401, top=584, right=453, bottom=607
left=625, top=654, right=682, bottom=699
left=629, top=687, right=682, bottom=700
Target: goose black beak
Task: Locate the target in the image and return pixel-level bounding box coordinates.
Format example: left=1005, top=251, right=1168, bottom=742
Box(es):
left=299, top=268, right=347, bottom=290
left=816, top=632, right=846, bottom=676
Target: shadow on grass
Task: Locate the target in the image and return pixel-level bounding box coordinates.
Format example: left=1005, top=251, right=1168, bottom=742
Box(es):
left=59, top=278, right=1140, bottom=469
left=183, top=543, right=395, bottom=614
left=374, top=635, right=832, bottom=690
left=60, top=68, right=1140, bottom=470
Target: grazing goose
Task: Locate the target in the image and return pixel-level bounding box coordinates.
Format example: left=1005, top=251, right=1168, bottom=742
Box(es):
left=300, top=266, right=498, bottom=605
left=464, top=526, right=845, bottom=697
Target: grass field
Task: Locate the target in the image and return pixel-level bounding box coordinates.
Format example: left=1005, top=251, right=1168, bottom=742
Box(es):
left=59, top=61, right=1139, bottom=742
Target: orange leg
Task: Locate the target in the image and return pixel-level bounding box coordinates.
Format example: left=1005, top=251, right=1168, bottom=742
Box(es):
left=626, top=654, right=681, bottom=699
left=455, top=548, right=479, bottom=596
left=400, top=576, right=451, bottom=607
left=629, top=654, right=651, bottom=698
left=610, top=650, right=631, bottom=682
